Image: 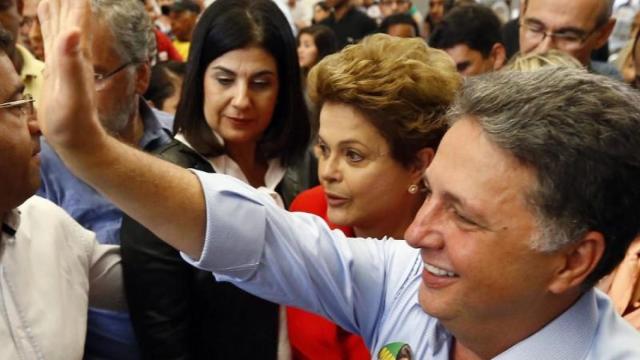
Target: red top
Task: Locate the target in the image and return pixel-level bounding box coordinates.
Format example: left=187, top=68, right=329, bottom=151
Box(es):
left=287, top=185, right=370, bottom=360
left=154, top=29, right=183, bottom=62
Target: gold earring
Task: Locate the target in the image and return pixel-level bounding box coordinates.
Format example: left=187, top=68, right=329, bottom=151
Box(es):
left=408, top=184, right=419, bottom=194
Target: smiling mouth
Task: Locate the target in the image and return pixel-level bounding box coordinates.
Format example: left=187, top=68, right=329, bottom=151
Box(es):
left=423, top=262, right=458, bottom=278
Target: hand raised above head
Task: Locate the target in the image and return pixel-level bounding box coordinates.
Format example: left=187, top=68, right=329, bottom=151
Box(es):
left=37, top=0, right=106, bottom=152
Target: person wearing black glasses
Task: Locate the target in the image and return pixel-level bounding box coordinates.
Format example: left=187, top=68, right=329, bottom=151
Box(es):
left=0, top=27, right=125, bottom=360
left=518, top=0, right=620, bottom=79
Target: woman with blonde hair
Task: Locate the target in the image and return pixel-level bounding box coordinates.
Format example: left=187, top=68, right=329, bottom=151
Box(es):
left=287, top=33, right=461, bottom=359
left=505, top=50, right=583, bottom=72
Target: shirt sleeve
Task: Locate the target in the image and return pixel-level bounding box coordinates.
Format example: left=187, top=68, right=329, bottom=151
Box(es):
left=88, top=242, right=126, bottom=311
left=181, top=171, right=394, bottom=344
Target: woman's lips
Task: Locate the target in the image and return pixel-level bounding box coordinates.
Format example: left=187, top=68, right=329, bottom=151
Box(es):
left=325, top=191, right=349, bottom=207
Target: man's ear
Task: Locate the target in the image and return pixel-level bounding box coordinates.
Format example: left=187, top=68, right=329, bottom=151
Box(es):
left=548, top=230, right=605, bottom=294
left=594, top=18, right=616, bottom=50
left=135, top=62, right=151, bottom=95
left=409, top=147, right=435, bottom=184
left=490, top=43, right=507, bottom=70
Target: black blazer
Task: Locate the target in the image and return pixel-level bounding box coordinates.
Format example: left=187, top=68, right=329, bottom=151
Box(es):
left=120, top=140, right=317, bottom=359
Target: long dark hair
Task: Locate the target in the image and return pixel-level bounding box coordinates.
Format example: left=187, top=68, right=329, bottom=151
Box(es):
left=298, top=24, right=338, bottom=71
left=174, top=0, right=310, bottom=165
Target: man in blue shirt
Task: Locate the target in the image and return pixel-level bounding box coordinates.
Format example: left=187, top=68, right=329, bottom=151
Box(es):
left=38, top=0, right=640, bottom=358
left=36, top=0, right=172, bottom=358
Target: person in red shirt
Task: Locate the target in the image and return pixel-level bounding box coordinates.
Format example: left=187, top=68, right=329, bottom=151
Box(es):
left=287, top=34, right=461, bottom=359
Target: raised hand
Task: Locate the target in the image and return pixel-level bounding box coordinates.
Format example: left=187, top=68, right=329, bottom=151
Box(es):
left=37, top=0, right=105, bottom=151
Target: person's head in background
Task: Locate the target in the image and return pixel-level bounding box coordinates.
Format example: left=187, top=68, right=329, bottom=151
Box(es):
left=297, top=25, right=338, bottom=76
left=379, top=0, right=411, bottom=19
left=312, top=1, right=332, bottom=24
left=505, top=49, right=583, bottom=72
left=0, top=26, right=40, bottom=213
left=174, top=0, right=310, bottom=169
left=428, top=0, right=445, bottom=25
left=519, top=0, right=616, bottom=66
left=306, top=34, right=461, bottom=238
left=0, top=0, right=22, bottom=66
left=429, top=3, right=506, bottom=76
left=90, top=0, right=155, bottom=141
left=17, top=0, right=35, bottom=49
left=379, top=13, right=420, bottom=38
left=169, top=0, right=200, bottom=42
left=423, top=13, right=435, bottom=40
left=145, top=61, right=185, bottom=114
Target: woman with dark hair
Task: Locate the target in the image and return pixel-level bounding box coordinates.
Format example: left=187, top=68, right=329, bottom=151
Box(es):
left=120, top=0, right=316, bottom=358
left=297, top=25, right=338, bottom=79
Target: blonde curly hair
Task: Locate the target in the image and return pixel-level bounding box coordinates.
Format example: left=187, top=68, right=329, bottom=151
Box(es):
left=505, top=50, right=583, bottom=72
left=307, top=34, right=461, bottom=167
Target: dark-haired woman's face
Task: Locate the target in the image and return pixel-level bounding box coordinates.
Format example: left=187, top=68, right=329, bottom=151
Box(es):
left=203, top=47, right=279, bottom=147
left=313, top=5, right=330, bottom=24
left=297, top=33, right=319, bottom=69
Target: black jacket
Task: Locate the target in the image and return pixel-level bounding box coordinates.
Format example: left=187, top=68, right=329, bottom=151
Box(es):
left=120, top=140, right=317, bottom=359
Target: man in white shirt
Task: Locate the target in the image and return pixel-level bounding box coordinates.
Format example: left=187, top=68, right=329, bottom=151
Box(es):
left=0, top=28, right=123, bottom=359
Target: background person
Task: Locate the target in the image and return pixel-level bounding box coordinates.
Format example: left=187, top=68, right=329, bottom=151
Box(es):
left=379, top=13, right=420, bottom=37
left=119, top=0, right=316, bottom=358
left=288, top=33, right=460, bottom=360
left=297, top=24, right=338, bottom=83
left=429, top=3, right=506, bottom=76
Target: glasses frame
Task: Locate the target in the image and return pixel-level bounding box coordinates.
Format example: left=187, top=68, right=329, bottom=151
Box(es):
left=94, top=61, right=137, bottom=82
left=519, top=20, right=601, bottom=49
left=0, top=94, right=35, bottom=118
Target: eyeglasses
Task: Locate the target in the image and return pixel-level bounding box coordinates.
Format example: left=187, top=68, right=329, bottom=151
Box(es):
left=0, top=94, right=35, bottom=119
left=519, top=20, right=599, bottom=50
left=94, top=61, right=136, bottom=90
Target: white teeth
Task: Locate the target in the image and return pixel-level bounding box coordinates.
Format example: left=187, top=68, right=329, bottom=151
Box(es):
left=424, top=262, right=458, bottom=277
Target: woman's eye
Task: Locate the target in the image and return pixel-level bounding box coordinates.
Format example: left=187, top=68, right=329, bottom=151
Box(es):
left=251, top=79, right=271, bottom=89
left=216, top=77, right=234, bottom=86
left=345, top=149, right=364, bottom=163
left=314, top=143, right=329, bottom=158
left=452, top=209, right=476, bottom=227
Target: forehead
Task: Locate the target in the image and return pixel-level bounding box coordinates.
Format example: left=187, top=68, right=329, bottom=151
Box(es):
left=428, top=117, right=535, bottom=212
left=90, top=20, right=124, bottom=64
left=446, top=44, right=485, bottom=61
left=524, top=0, right=601, bottom=29
left=0, top=54, right=19, bottom=100
left=208, top=47, right=277, bottom=73
left=318, top=102, right=384, bottom=142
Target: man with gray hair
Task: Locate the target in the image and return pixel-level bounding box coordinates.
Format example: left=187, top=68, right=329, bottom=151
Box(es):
left=36, top=0, right=172, bottom=357
left=38, top=0, right=640, bottom=358
left=518, top=0, right=620, bottom=78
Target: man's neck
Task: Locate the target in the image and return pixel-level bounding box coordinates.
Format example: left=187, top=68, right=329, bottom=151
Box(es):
left=447, top=292, right=582, bottom=359
left=114, top=105, right=144, bottom=146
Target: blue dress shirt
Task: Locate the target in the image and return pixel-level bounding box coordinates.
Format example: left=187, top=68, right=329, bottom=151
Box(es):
left=185, top=172, right=640, bottom=359
left=37, top=101, right=173, bottom=360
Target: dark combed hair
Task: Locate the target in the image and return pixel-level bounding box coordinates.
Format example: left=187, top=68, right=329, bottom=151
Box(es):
left=174, top=0, right=310, bottom=166
left=429, top=3, right=502, bottom=57
left=297, top=24, right=338, bottom=68
left=379, top=13, right=420, bottom=37
left=145, top=61, right=185, bottom=109
left=449, top=67, right=640, bottom=288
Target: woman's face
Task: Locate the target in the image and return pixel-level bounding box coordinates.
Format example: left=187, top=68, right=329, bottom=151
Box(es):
left=315, top=102, right=427, bottom=237
left=298, top=33, right=319, bottom=69
left=314, top=5, right=330, bottom=23
left=203, top=47, right=279, bottom=147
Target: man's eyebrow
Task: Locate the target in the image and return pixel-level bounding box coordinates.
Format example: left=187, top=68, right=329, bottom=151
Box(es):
left=2, top=84, right=25, bottom=103
left=423, top=173, right=491, bottom=226
left=523, top=17, right=587, bottom=34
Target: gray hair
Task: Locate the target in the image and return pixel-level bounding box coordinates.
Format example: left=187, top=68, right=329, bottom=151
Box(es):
left=92, top=0, right=155, bottom=64
left=447, top=67, right=640, bottom=287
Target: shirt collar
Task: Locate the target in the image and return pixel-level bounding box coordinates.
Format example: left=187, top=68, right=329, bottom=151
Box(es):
left=138, top=99, right=173, bottom=150
left=1, top=208, right=21, bottom=243
left=494, top=289, right=599, bottom=360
